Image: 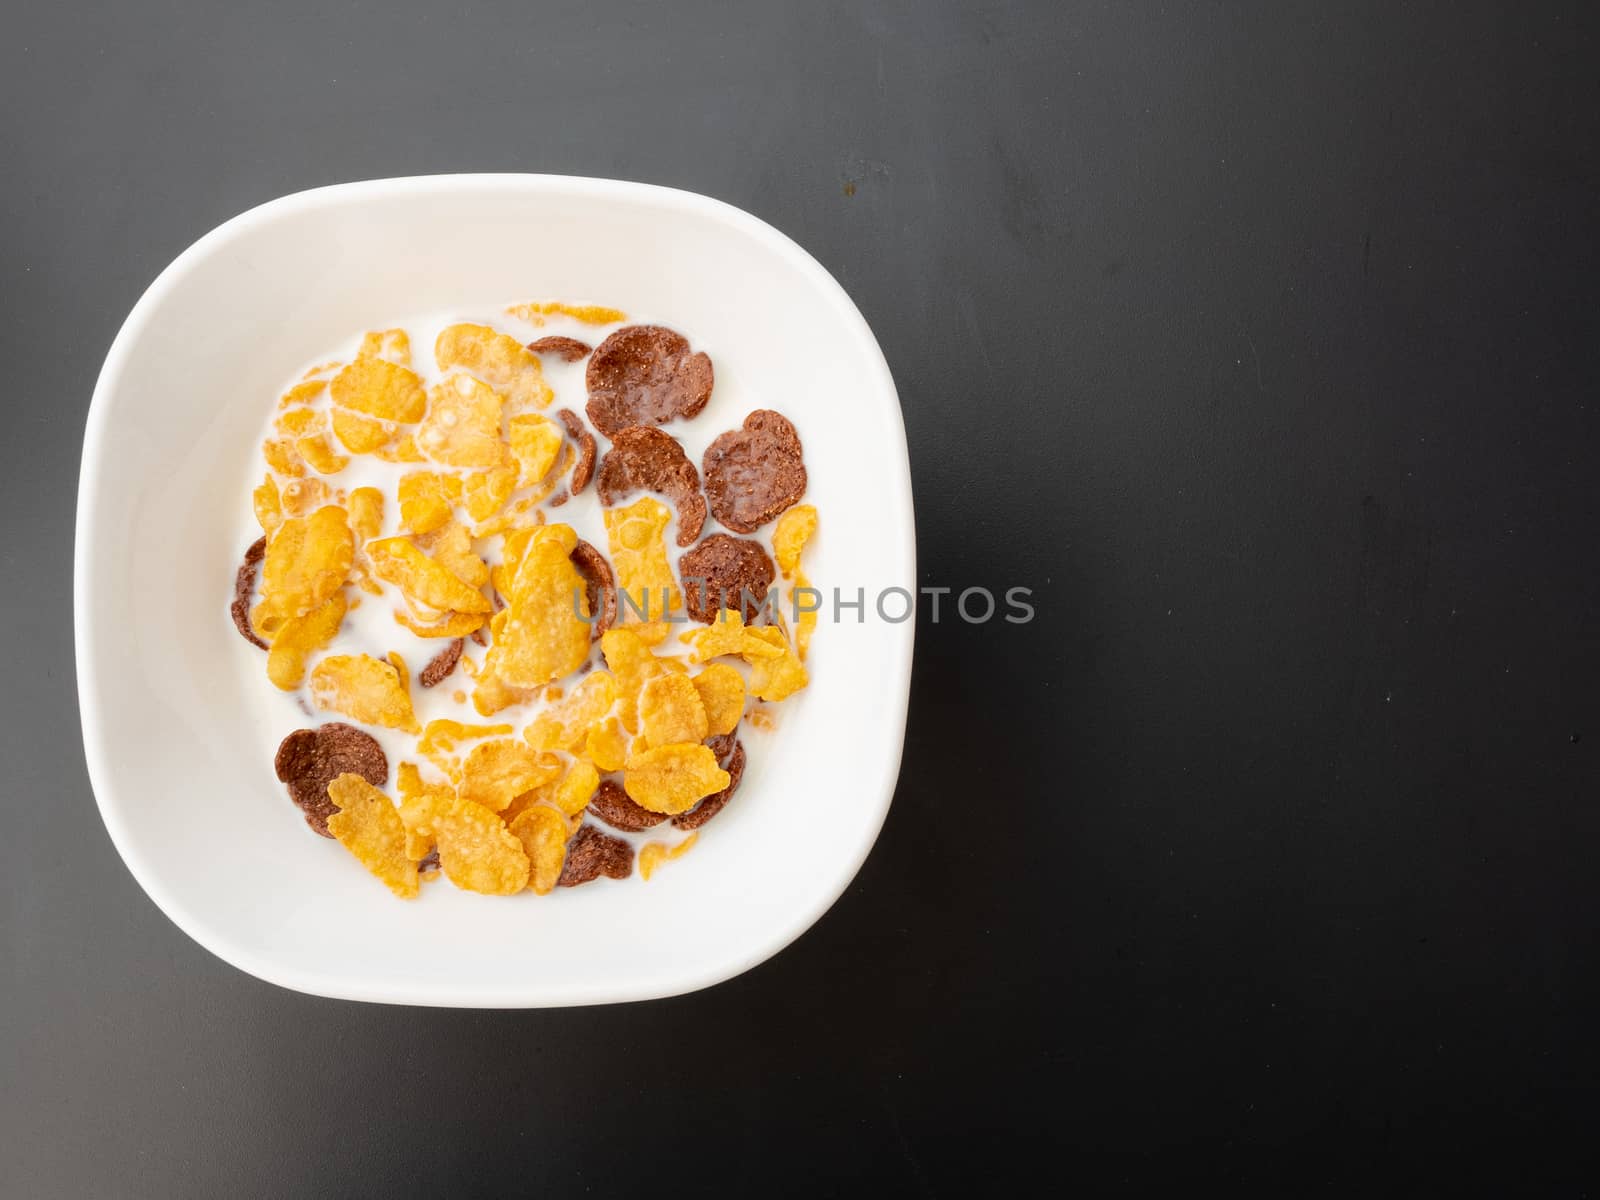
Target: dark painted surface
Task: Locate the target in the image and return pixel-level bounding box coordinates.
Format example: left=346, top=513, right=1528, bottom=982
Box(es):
left=4, top=1, right=1597, bottom=1190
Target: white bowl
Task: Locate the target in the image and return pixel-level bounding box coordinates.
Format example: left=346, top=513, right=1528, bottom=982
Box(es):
left=75, top=175, right=915, bottom=1007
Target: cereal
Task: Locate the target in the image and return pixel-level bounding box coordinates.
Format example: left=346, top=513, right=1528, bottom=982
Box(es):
left=601, top=627, right=682, bottom=732
left=357, top=328, right=412, bottom=365
left=526, top=336, right=592, bottom=361
left=701, top=410, right=807, bottom=533
left=772, top=504, right=818, bottom=577
left=394, top=609, right=486, bottom=639
left=581, top=717, right=628, bottom=771
left=639, top=833, right=698, bottom=881
left=486, top=524, right=591, bottom=688
left=523, top=671, right=617, bottom=752
left=745, top=627, right=808, bottom=702
left=397, top=471, right=462, bottom=536
left=435, top=323, right=551, bottom=412
left=310, top=653, right=420, bottom=732
left=418, top=373, right=507, bottom=468
left=296, top=434, right=350, bottom=476
left=595, top=426, right=707, bottom=546
left=419, top=638, right=465, bottom=687
left=679, top=534, right=775, bottom=624
left=603, top=496, right=681, bottom=644
left=638, top=673, right=709, bottom=747
left=672, top=733, right=745, bottom=830
left=279, top=477, right=335, bottom=519
left=261, top=437, right=303, bottom=477
left=568, top=538, right=617, bottom=639
left=252, top=477, right=282, bottom=538
left=414, top=521, right=489, bottom=590
left=326, top=774, right=419, bottom=899
left=691, top=664, right=745, bottom=736
left=255, top=505, right=353, bottom=631
left=508, top=301, right=628, bottom=326
left=416, top=718, right=513, bottom=779
left=274, top=723, right=387, bottom=837
left=587, top=778, right=667, bottom=832
left=331, top=408, right=392, bottom=455
left=507, top=413, right=563, bottom=486
left=266, top=592, right=346, bottom=690
left=459, top=738, right=561, bottom=812
left=556, top=409, right=596, bottom=495
left=622, top=743, right=730, bottom=815
left=557, top=824, right=633, bottom=887
left=367, top=537, right=492, bottom=616
left=231, top=536, right=269, bottom=649
left=508, top=805, right=569, bottom=894
left=329, top=356, right=427, bottom=422
left=585, top=325, right=714, bottom=437
left=281, top=378, right=329, bottom=407
left=432, top=798, right=531, bottom=895
left=461, top=462, right=519, bottom=523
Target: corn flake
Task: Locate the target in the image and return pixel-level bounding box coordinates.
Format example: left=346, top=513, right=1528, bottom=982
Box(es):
left=435, top=323, right=551, bottom=412
left=603, top=497, right=681, bottom=644
left=459, top=738, right=561, bottom=812
left=357, top=328, right=412, bottom=366
left=432, top=798, right=530, bottom=895
left=256, top=505, right=353, bottom=627
left=266, top=592, right=346, bottom=690
left=622, top=744, right=731, bottom=815
left=368, top=537, right=492, bottom=615
left=462, top=462, right=519, bottom=523
left=310, top=653, right=419, bottom=732
left=638, top=673, right=708, bottom=747
left=253, top=475, right=282, bottom=537
left=523, top=671, right=617, bottom=752
left=331, top=408, right=392, bottom=455
left=691, top=663, right=745, bottom=736
left=507, top=805, right=569, bottom=895
left=506, top=301, right=627, bottom=326
left=487, top=524, right=590, bottom=688
left=329, top=356, right=426, bottom=422
left=581, top=717, right=628, bottom=771
left=398, top=471, right=462, bottom=536
left=326, top=774, right=419, bottom=899
left=639, top=833, right=698, bottom=882
left=507, top=413, right=564, bottom=486
left=417, top=373, right=507, bottom=468
left=772, top=504, right=817, bottom=577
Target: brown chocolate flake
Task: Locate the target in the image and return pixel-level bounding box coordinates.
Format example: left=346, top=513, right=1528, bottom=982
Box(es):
left=679, top=534, right=776, bottom=624
left=557, top=824, right=634, bottom=887
left=585, top=325, right=713, bottom=438
left=557, top=408, right=597, bottom=495
left=702, top=410, right=807, bottom=533
left=419, top=638, right=464, bottom=688
left=586, top=778, right=667, bottom=832
left=273, top=722, right=387, bottom=838
left=672, top=734, right=745, bottom=830
left=569, top=538, right=617, bottom=639
left=526, top=335, right=592, bottom=362
left=230, top=536, right=269, bottom=649
left=595, top=426, right=707, bottom=546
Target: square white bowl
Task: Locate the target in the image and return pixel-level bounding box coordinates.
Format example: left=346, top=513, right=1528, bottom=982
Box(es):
left=75, top=175, right=914, bottom=1007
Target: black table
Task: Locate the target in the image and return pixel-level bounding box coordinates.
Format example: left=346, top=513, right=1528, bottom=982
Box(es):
left=6, top=2, right=1597, bottom=1190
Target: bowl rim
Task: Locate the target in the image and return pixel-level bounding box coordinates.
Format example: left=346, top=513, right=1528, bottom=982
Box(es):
left=74, top=173, right=915, bottom=1006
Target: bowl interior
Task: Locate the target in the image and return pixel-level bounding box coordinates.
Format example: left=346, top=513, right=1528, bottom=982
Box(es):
left=76, top=176, right=914, bottom=1006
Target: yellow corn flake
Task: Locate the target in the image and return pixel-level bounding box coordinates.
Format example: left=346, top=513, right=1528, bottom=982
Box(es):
left=280, top=477, right=335, bottom=518
left=747, top=631, right=809, bottom=702
left=296, top=434, right=349, bottom=476
left=506, top=413, right=564, bottom=486
left=639, top=833, right=699, bottom=882
left=739, top=624, right=788, bottom=658
left=622, top=744, right=731, bottom=815
left=434, top=323, right=551, bottom=412
left=347, top=486, right=383, bottom=542
left=331, top=408, right=392, bottom=455
left=275, top=407, right=322, bottom=438
left=261, top=437, right=304, bottom=477
left=357, top=328, right=412, bottom=366
left=280, top=378, right=328, bottom=408
left=414, top=521, right=489, bottom=589
left=601, top=627, right=685, bottom=732
left=638, top=673, right=708, bottom=747
left=772, top=504, right=817, bottom=577
left=329, top=356, right=426, bottom=422
left=603, top=497, right=681, bottom=644
left=394, top=608, right=486, bottom=639
left=310, top=653, right=419, bottom=732
left=368, top=537, right=492, bottom=615
left=459, top=738, right=561, bottom=812
left=417, top=373, right=507, bottom=468
left=326, top=774, right=419, bottom=899
left=506, top=301, right=628, bottom=326
left=432, top=798, right=530, bottom=894
left=679, top=607, right=782, bottom=662
left=417, top=719, right=512, bottom=779
left=523, top=671, right=617, bottom=752
left=388, top=650, right=411, bottom=692
left=552, top=760, right=600, bottom=816
left=461, top=462, right=519, bottom=523
left=691, top=663, right=745, bottom=736
left=265, top=592, right=346, bottom=690
left=395, top=762, right=454, bottom=860
left=469, top=667, right=536, bottom=717
left=252, top=475, right=282, bottom=537
left=792, top=568, right=817, bottom=661
left=487, top=524, right=590, bottom=688
left=507, top=804, right=570, bottom=894
left=397, top=471, right=461, bottom=536
left=256, top=505, right=353, bottom=626
left=581, top=717, right=628, bottom=771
